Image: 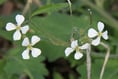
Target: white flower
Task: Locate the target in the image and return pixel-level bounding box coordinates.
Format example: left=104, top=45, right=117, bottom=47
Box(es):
left=5, top=14, right=29, bottom=40
left=22, top=35, right=41, bottom=59
left=88, top=21, right=108, bottom=46
left=65, top=40, right=89, bottom=60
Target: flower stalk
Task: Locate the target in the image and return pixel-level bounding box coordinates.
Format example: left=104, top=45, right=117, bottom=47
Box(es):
left=23, top=0, right=32, bottom=15
left=86, top=44, right=91, bottom=79
left=67, top=0, right=72, bottom=16
left=100, top=42, right=110, bottom=79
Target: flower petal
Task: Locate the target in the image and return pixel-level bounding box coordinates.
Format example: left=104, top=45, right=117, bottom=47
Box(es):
left=71, top=40, right=78, bottom=49
left=22, top=49, right=30, bottom=59
left=65, top=47, right=74, bottom=56
left=102, top=31, right=108, bottom=40
left=31, top=35, right=40, bottom=46
left=80, top=43, right=90, bottom=49
left=22, top=37, right=30, bottom=46
left=6, top=23, right=16, bottom=31
left=21, top=25, right=29, bottom=34
left=98, top=21, right=104, bottom=32
left=74, top=52, right=83, bottom=60
left=92, top=37, right=101, bottom=46
left=15, top=14, right=25, bottom=25
left=31, top=48, right=41, bottom=58
left=88, top=28, right=98, bottom=38
left=13, top=30, right=21, bottom=40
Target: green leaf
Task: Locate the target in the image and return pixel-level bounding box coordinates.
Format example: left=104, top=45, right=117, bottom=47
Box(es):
left=4, top=48, right=48, bottom=79
left=31, top=3, right=68, bottom=17
left=39, top=40, right=65, bottom=62
left=30, top=13, right=90, bottom=45
left=0, top=60, right=8, bottom=79
left=0, top=15, right=15, bottom=41
left=30, top=13, right=91, bottom=61
left=53, top=72, right=64, bottom=79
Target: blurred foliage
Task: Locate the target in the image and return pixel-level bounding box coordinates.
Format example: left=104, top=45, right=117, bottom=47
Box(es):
left=0, top=0, right=118, bottom=79
left=0, top=0, right=6, bottom=5
left=78, top=59, right=118, bottom=79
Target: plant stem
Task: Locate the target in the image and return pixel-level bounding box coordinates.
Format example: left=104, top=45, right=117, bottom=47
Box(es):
left=86, top=44, right=91, bottom=79
left=22, top=0, right=32, bottom=15
left=81, top=0, right=118, bottom=30
left=33, top=0, right=42, bottom=7
left=67, top=0, right=72, bottom=16
left=100, top=42, right=110, bottom=79
left=91, top=52, right=118, bottom=59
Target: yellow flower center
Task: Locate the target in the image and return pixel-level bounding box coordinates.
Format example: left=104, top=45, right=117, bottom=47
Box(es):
left=27, top=44, right=32, bottom=50
left=76, top=46, right=80, bottom=51
left=98, top=32, right=102, bottom=37
left=16, top=26, right=21, bottom=30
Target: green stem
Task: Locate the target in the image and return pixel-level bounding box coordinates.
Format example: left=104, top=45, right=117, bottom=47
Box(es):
left=88, top=9, right=92, bottom=25
left=67, top=0, right=72, bottom=16
left=81, top=0, right=118, bottom=30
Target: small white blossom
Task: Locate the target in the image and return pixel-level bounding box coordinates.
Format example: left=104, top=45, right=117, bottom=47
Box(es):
left=88, top=21, right=108, bottom=46
left=5, top=14, right=29, bottom=40
left=22, top=35, right=41, bottom=59
left=65, top=40, right=89, bottom=60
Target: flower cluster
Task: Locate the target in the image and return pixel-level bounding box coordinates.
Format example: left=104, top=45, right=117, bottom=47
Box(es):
left=5, top=14, right=108, bottom=60
left=65, top=21, right=108, bottom=60
left=5, top=14, right=41, bottom=59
